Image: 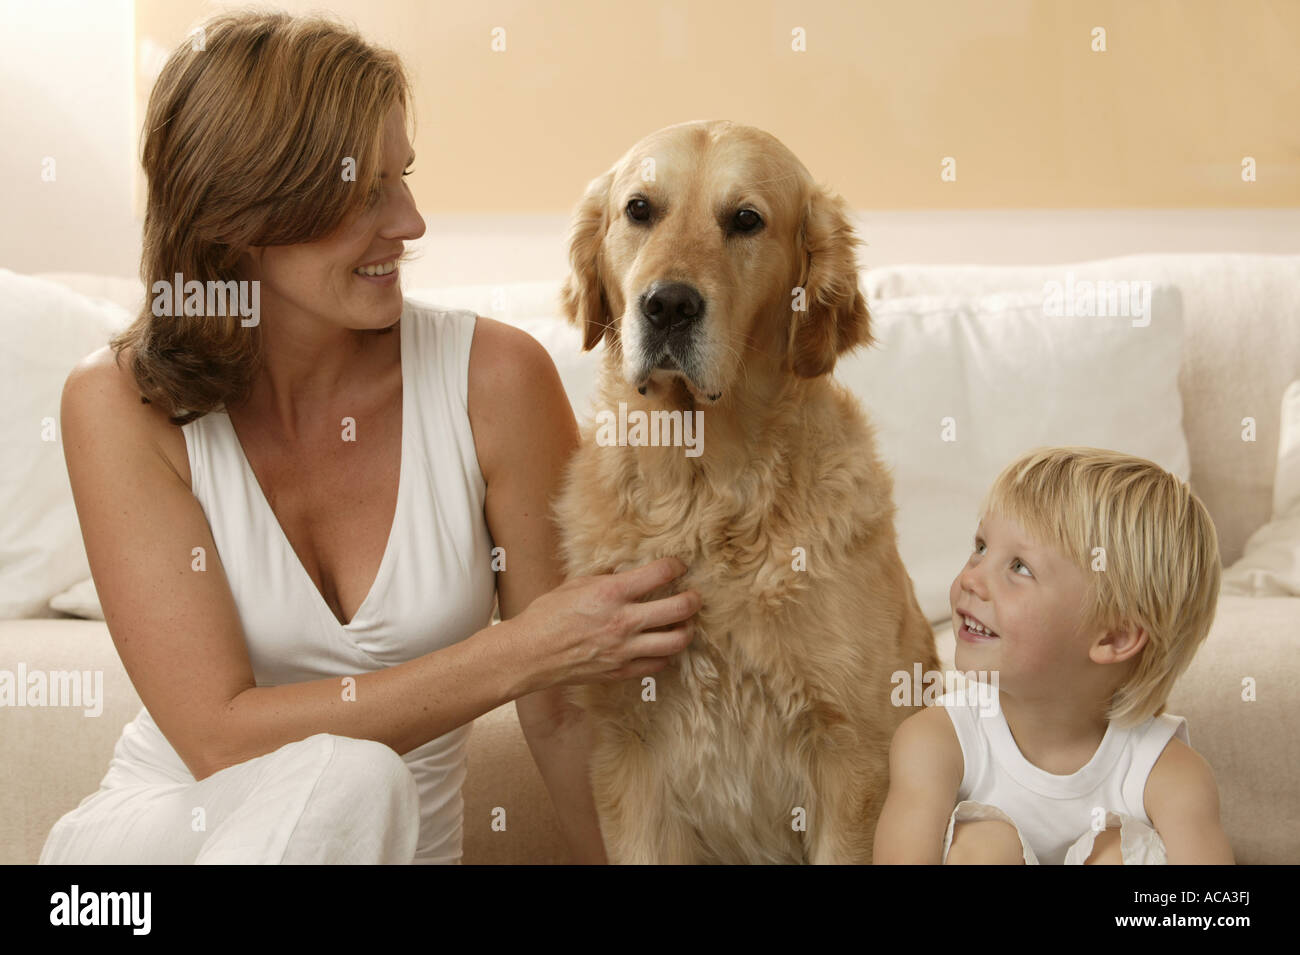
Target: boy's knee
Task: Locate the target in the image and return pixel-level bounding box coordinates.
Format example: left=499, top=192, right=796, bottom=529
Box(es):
left=946, top=819, right=1025, bottom=865
left=1084, top=825, right=1124, bottom=865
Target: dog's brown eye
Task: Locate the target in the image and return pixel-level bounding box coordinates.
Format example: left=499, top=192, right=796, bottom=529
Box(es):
left=627, top=198, right=651, bottom=222
left=733, top=209, right=763, bottom=233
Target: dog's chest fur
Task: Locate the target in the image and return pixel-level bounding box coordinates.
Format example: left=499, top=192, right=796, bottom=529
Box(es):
left=556, top=392, right=890, bottom=863
left=573, top=597, right=829, bottom=863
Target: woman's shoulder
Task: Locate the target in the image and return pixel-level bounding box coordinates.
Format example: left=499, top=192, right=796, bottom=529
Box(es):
left=462, top=314, right=576, bottom=484
left=63, top=344, right=192, bottom=489
left=465, top=314, right=555, bottom=382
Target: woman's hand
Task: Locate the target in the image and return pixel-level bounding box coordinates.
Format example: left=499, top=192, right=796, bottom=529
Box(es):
left=507, top=556, right=700, bottom=694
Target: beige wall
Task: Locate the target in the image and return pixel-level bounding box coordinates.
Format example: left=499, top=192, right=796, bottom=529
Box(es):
left=136, top=0, right=1300, bottom=214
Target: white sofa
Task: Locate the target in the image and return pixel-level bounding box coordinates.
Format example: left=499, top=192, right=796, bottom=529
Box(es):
left=3, top=253, right=1297, bottom=864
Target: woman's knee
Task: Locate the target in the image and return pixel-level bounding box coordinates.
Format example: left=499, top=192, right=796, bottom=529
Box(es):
left=192, top=735, right=421, bottom=864
left=946, top=819, right=1025, bottom=865
left=309, top=734, right=419, bottom=813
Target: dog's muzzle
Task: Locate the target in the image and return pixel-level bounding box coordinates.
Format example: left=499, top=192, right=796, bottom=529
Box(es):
left=634, top=280, right=711, bottom=388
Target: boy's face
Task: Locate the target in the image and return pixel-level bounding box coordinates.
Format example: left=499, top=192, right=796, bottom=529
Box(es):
left=948, top=510, right=1099, bottom=689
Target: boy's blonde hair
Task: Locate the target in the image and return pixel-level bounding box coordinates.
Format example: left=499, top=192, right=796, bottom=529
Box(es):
left=980, top=447, right=1221, bottom=728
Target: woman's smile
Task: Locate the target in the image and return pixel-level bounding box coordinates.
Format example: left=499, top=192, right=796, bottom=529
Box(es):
left=353, top=263, right=400, bottom=286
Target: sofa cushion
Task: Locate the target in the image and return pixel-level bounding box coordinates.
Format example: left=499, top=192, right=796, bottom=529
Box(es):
left=28, top=271, right=147, bottom=316
left=0, top=618, right=143, bottom=863
left=863, top=254, right=1300, bottom=565
left=461, top=701, right=573, bottom=864
left=47, top=576, right=105, bottom=620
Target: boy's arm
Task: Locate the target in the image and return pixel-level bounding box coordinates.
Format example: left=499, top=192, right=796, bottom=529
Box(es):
left=873, top=705, right=964, bottom=864
left=1144, top=737, right=1235, bottom=864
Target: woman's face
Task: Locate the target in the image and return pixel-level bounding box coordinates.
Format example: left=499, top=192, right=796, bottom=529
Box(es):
left=239, top=102, right=424, bottom=333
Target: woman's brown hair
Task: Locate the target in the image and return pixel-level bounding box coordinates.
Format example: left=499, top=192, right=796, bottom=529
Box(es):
left=112, top=8, right=415, bottom=424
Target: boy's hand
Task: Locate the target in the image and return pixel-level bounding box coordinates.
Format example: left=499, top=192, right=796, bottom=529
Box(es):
left=1144, top=737, right=1235, bottom=864
left=872, top=704, right=964, bottom=864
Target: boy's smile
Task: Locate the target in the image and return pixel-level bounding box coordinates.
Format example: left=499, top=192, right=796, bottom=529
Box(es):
left=957, top=599, right=1000, bottom=642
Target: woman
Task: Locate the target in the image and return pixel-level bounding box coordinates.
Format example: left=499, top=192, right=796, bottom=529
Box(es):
left=39, top=10, right=698, bottom=865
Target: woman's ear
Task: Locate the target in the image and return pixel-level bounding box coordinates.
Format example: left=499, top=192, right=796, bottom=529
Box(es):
left=787, top=183, right=872, bottom=378
left=560, top=168, right=616, bottom=351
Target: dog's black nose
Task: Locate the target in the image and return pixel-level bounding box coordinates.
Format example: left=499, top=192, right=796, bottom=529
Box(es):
left=641, top=281, right=704, bottom=332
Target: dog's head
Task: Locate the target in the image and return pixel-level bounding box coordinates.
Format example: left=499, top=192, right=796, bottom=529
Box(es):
left=560, top=120, right=871, bottom=404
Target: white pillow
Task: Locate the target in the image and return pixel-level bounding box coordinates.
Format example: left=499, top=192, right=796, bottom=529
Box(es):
left=836, top=286, right=1190, bottom=622
left=0, top=269, right=131, bottom=618
left=29, top=271, right=146, bottom=315
left=48, top=575, right=105, bottom=620
left=1222, top=379, right=1300, bottom=596
left=405, top=281, right=603, bottom=417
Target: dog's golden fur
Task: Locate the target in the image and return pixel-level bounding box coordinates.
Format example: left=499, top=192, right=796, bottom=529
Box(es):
left=553, top=120, right=938, bottom=863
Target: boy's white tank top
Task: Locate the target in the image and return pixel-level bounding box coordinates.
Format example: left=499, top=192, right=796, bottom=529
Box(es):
left=939, top=687, right=1189, bottom=865
left=104, top=300, right=497, bottom=863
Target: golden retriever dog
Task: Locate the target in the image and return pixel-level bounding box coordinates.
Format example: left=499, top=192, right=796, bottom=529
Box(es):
left=553, top=120, right=939, bottom=864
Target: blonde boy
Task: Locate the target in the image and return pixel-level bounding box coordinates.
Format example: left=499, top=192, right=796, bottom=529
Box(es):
left=873, top=447, right=1234, bottom=864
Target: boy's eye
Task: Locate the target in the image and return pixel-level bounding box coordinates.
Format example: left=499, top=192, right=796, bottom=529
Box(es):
left=974, top=537, right=1032, bottom=577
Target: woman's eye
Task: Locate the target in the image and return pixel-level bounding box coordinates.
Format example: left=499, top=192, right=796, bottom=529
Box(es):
left=732, top=209, right=763, bottom=233
left=627, top=198, right=651, bottom=222
left=402, top=167, right=414, bottom=177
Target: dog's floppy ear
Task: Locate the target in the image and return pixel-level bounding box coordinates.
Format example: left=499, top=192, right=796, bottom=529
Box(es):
left=787, top=183, right=872, bottom=378
left=560, top=168, right=616, bottom=351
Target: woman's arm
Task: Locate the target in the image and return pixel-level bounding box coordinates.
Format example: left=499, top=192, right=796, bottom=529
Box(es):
left=467, top=316, right=609, bottom=864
